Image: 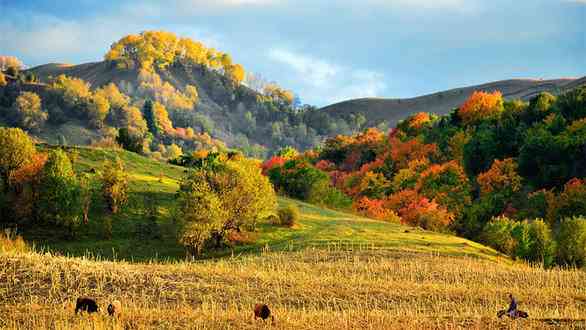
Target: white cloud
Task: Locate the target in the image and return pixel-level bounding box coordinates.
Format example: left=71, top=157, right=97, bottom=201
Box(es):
left=267, top=48, right=387, bottom=105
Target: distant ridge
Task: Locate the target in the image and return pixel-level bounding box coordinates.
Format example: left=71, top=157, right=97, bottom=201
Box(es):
left=321, top=77, right=584, bottom=126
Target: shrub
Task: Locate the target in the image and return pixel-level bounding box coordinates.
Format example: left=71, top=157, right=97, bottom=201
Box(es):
left=556, top=216, right=586, bottom=267
left=481, top=216, right=517, bottom=256
left=528, top=219, right=556, bottom=267
left=101, top=157, right=129, bottom=214
left=278, top=205, right=300, bottom=227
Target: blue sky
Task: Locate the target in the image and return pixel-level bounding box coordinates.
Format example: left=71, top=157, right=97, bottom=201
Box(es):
left=0, top=0, right=584, bottom=106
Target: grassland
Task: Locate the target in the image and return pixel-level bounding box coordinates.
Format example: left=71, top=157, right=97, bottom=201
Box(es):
left=23, top=146, right=502, bottom=262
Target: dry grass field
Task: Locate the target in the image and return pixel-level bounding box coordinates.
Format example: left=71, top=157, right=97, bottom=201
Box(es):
left=1, top=246, right=585, bottom=329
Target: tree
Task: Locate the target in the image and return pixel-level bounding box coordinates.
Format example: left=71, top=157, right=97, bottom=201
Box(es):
left=458, top=90, right=504, bottom=125
left=38, top=150, right=81, bottom=237
left=556, top=217, right=586, bottom=267
left=185, top=85, right=199, bottom=105
left=85, top=94, right=110, bottom=128
left=0, top=56, right=23, bottom=72
left=101, top=157, right=129, bottom=213
left=14, top=92, right=48, bottom=132
left=143, top=99, right=160, bottom=137
left=178, top=157, right=276, bottom=255
left=0, top=128, right=36, bottom=192
left=556, top=85, right=586, bottom=122
left=116, top=128, right=144, bottom=153
left=0, top=72, right=6, bottom=87
left=477, top=158, right=522, bottom=197
left=415, top=160, right=471, bottom=217
left=165, top=144, right=183, bottom=160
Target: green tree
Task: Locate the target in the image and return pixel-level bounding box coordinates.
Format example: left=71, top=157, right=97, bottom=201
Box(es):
left=116, top=128, right=144, bottom=153
left=177, top=157, right=276, bottom=255
left=143, top=99, right=160, bottom=137
left=101, top=157, right=129, bottom=213
left=38, top=150, right=81, bottom=237
left=0, top=128, right=36, bottom=192
left=556, top=217, right=586, bottom=267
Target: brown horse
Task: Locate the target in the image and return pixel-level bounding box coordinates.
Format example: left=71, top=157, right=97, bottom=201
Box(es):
left=497, top=309, right=529, bottom=319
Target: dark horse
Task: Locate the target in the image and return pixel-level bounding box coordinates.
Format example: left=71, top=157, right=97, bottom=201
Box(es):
left=497, top=309, right=529, bottom=319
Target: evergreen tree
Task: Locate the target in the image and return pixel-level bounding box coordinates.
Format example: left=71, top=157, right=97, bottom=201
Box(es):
left=143, top=99, right=160, bottom=137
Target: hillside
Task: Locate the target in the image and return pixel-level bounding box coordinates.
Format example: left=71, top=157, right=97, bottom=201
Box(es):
left=23, top=146, right=500, bottom=261
left=321, top=77, right=583, bottom=126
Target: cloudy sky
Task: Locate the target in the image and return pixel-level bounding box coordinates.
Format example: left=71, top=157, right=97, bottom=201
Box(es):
left=0, top=0, right=584, bottom=106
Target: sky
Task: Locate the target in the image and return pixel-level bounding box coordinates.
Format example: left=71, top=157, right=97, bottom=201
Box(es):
left=0, top=0, right=584, bottom=106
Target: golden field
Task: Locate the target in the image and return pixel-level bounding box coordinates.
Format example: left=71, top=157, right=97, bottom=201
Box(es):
left=1, top=247, right=585, bottom=329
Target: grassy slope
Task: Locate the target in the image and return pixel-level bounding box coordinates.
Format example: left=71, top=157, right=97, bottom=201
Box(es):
left=25, top=146, right=501, bottom=262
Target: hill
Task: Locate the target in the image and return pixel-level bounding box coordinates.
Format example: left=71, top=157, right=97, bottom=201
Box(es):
left=321, top=77, right=582, bottom=126
left=23, top=145, right=500, bottom=261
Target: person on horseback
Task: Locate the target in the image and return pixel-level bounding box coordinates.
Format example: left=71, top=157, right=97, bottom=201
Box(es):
left=507, top=293, right=517, bottom=317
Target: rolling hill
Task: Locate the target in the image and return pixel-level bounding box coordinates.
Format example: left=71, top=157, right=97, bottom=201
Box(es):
left=24, top=145, right=501, bottom=261
left=321, top=77, right=583, bottom=126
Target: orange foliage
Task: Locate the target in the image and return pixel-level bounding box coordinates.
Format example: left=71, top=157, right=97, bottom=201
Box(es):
left=261, top=156, right=286, bottom=175
left=399, top=197, right=454, bottom=230
left=415, top=160, right=470, bottom=216
left=385, top=189, right=420, bottom=212
left=352, top=196, right=398, bottom=221
left=315, top=159, right=335, bottom=171
left=407, top=112, right=432, bottom=130
left=389, top=137, right=437, bottom=170
left=9, top=152, right=48, bottom=187
left=477, top=158, right=522, bottom=196
left=458, top=90, right=504, bottom=124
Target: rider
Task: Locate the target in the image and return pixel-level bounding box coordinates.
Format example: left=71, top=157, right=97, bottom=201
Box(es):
left=507, top=293, right=518, bottom=317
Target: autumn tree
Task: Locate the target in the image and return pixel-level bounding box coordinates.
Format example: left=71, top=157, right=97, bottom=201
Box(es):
left=178, top=157, right=276, bottom=255
left=14, top=92, right=48, bottom=132
left=0, top=72, right=6, bottom=87
left=458, top=90, right=504, bottom=125
left=166, top=143, right=182, bottom=160
left=0, top=56, right=24, bottom=72
left=415, top=160, right=471, bottom=217
left=477, top=158, right=522, bottom=197
left=101, top=157, right=129, bottom=213
left=0, top=128, right=36, bottom=192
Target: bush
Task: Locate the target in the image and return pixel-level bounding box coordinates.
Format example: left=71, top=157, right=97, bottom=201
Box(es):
left=528, top=219, right=556, bottom=267
left=481, top=216, right=517, bottom=255
left=556, top=217, right=586, bottom=267
left=101, top=157, right=129, bottom=214
left=278, top=205, right=300, bottom=227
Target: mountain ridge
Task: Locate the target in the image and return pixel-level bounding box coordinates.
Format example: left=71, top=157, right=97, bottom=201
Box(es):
left=321, top=76, right=583, bottom=126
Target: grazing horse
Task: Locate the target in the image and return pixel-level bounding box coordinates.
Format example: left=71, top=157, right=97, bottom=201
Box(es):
left=254, top=304, right=275, bottom=323
left=75, top=297, right=99, bottom=314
